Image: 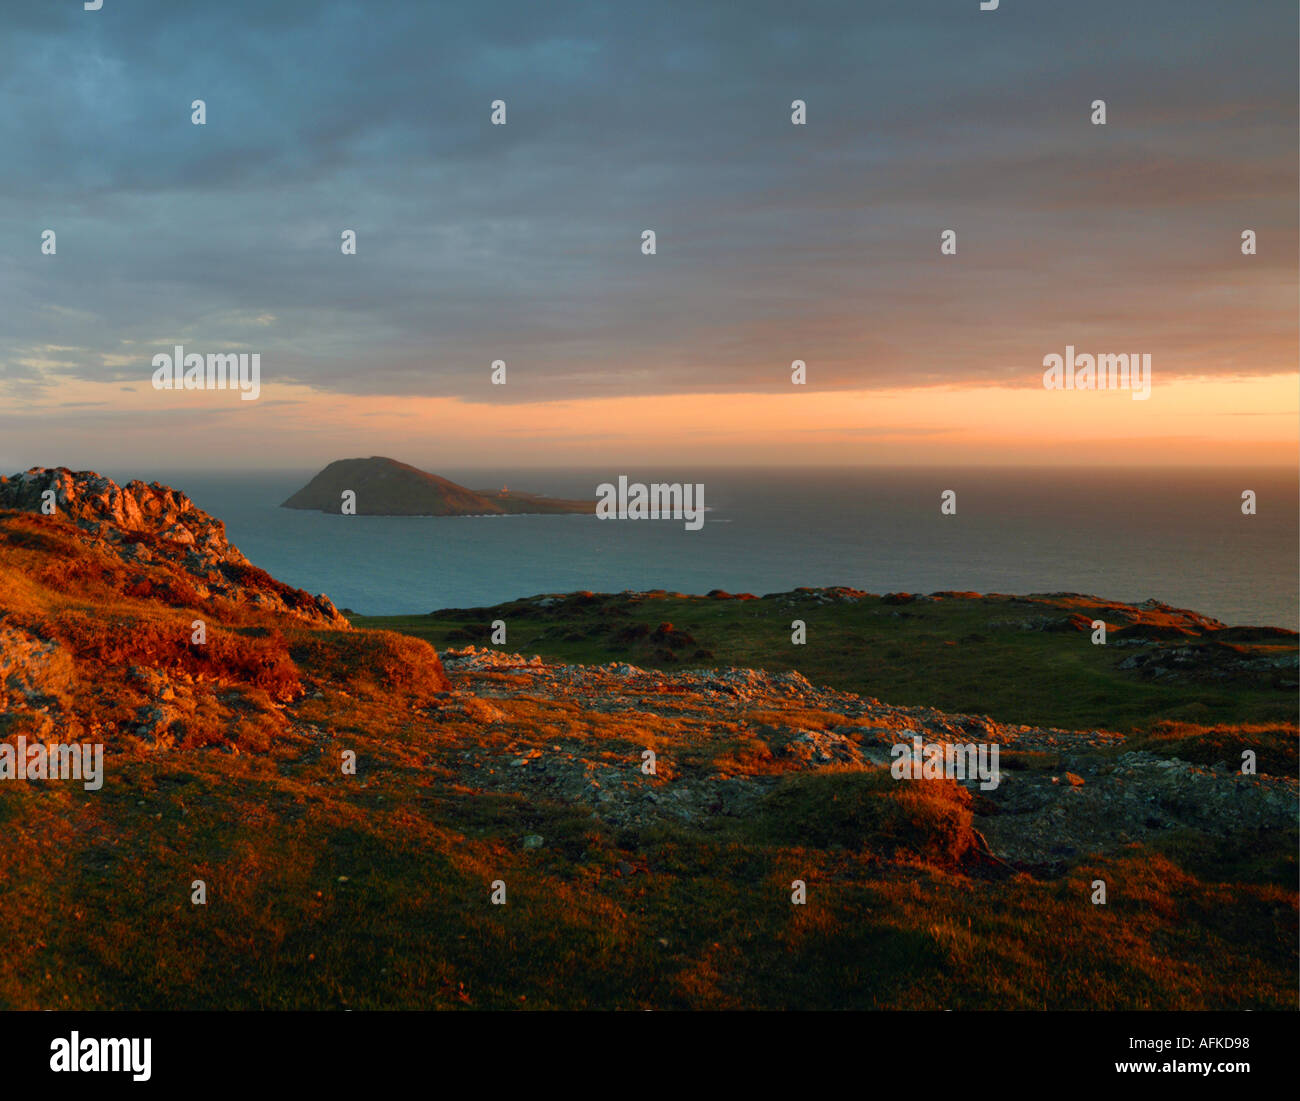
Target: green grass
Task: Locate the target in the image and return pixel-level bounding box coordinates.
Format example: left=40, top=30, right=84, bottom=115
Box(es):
left=4, top=502, right=1295, bottom=1010
left=354, top=591, right=1298, bottom=733
left=3, top=740, right=1293, bottom=1010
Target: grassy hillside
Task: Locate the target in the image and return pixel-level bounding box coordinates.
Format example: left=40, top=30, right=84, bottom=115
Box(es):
left=2, top=492, right=1294, bottom=1011
left=353, top=588, right=1299, bottom=735
left=2, top=656, right=1294, bottom=1011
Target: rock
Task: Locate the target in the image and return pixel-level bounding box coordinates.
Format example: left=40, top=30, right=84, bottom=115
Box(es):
left=522, top=835, right=543, bottom=849
left=0, top=467, right=347, bottom=627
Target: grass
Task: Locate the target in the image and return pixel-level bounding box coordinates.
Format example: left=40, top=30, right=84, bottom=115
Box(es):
left=2, top=739, right=1293, bottom=1009
left=1125, top=720, right=1297, bottom=775
left=2, top=515, right=1295, bottom=1010
left=354, top=589, right=1298, bottom=734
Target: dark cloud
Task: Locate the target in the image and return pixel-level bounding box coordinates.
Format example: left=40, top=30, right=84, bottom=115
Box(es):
left=0, top=0, right=1294, bottom=403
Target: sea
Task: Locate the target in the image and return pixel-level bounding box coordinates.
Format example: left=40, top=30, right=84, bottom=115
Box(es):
left=118, top=466, right=1299, bottom=629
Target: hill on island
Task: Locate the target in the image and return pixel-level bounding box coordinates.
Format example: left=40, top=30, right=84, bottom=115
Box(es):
left=281, top=457, right=591, bottom=516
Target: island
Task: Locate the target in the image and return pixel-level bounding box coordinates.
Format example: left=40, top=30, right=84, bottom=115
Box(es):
left=280, top=456, right=592, bottom=516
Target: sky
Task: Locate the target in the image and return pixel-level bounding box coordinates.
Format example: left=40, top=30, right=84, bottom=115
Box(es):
left=1, top=0, right=1296, bottom=472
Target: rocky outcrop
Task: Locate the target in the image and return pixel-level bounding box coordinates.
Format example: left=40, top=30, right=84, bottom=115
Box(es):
left=0, top=467, right=237, bottom=555
left=0, top=468, right=457, bottom=754
left=0, top=467, right=346, bottom=627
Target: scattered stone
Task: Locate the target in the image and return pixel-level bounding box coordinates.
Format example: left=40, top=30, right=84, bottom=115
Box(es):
left=441, top=649, right=1295, bottom=868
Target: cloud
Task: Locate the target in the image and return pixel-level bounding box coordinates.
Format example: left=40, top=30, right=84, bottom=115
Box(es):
left=0, top=0, right=1293, bottom=416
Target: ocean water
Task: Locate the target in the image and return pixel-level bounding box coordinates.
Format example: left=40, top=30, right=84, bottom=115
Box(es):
left=128, top=467, right=1299, bottom=629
